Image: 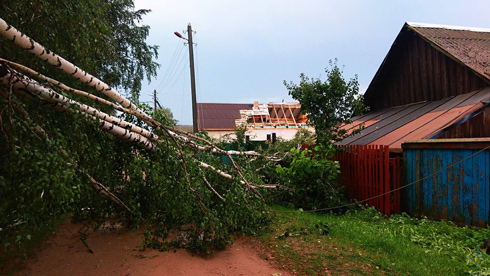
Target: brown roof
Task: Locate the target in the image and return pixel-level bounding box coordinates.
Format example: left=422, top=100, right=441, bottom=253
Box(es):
left=408, top=23, right=490, bottom=81
left=197, top=103, right=252, bottom=130
left=337, top=87, right=490, bottom=152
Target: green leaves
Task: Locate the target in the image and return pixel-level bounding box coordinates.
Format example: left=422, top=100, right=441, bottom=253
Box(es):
left=0, top=0, right=158, bottom=99
left=274, top=144, right=345, bottom=210
left=0, top=1, right=270, bottom=254
left=284, top=59, right=367, bottom=144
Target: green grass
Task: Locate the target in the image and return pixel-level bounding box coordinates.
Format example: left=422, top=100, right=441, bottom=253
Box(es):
left=257, top=205, right=490, bottom=275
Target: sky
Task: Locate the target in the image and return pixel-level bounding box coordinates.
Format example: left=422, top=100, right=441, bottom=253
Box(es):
left=134, top=0, right=490, bottom=125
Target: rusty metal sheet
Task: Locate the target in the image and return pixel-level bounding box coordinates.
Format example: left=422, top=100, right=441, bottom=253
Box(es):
left=340, top=107, right=395, bottom=131
left=371, top=97, right=452, bottom=146
left=353, top=101, right=446, bottom=146
left=340, top=102, right=428, bottom=145
left=397, top=88, right=490, bottom=147
left=338, top=87, right=490, bottom=150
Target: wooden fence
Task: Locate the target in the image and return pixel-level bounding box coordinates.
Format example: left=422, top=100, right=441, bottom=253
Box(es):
left=334, top=145, right=401, bottom=216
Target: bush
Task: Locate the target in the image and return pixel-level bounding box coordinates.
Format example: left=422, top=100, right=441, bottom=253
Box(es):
left=275, top=144, right=345, bottom=210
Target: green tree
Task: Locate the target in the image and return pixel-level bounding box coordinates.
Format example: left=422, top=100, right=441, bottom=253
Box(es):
left=284, top=60, right=366, bottom=144
left=0, top=2, right=270, bottom=256
left=154, top=106, right=178, bottom=127
left=0, top=0, right=158, bottom=100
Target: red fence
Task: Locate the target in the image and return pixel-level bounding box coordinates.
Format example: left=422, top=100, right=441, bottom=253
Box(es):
left=334, top=145, right=401, bottom=216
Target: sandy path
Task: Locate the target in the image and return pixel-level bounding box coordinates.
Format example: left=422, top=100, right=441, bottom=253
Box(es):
left=11, top=221, right=291, bottom=276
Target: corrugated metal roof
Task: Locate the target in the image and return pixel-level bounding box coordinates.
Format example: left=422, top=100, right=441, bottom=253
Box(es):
left=408, top=22, right=490, bottom=81
left=337, top=87, right=490, bottom=151
left=197, top=103, right=252, bottom=130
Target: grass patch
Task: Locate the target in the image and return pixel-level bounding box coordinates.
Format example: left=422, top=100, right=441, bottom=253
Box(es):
left=256, top=205, right=490, bottom=275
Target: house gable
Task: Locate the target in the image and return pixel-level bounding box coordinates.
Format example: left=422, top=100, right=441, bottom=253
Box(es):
left=364, top=22, right=490, bottom=111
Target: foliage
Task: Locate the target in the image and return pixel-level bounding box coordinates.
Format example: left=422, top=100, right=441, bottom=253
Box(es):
left=0, top=88, right=270, bottom=254
left=263, top=128, right=315, bottom=161
left=153, top=106, right=178, bottom=127
left=284, top=59, right=366, bottom=144
left=0, top=0, right=158, bottom=99
left=274, top=144, right=345, bottom=210
left=0, top=1, right=270, bottom=255
left=258, top=206, right=490, bottom=276
left=233, top=124, right=248, bottom=147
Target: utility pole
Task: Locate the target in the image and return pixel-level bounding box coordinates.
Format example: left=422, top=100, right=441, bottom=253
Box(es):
left=187, top=24, right=198, bottom=134
left=174, top=24, right=198, bottom=133
left=153, top=89, right=157, bottom=112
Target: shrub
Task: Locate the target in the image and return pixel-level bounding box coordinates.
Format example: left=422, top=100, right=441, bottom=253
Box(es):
left=275, top=144, right=345, bottom=210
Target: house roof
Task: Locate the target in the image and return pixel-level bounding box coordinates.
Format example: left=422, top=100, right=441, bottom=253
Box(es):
left=197, top=103, right=252, bottom=130
left=407, top=22, right=490, bottom=82
left=365, top=22, right=490, bottom=101
left=198, top=102, right=309, bottom=130
left=337, top=87, right=490, bottom=152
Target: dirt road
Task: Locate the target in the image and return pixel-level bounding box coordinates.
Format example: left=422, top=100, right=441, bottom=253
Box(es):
left=11, top=221, right=291, bottom=276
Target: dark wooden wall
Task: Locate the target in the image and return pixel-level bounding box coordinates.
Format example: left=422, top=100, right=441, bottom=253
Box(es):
left=439, top=109, right=490, bottom=139
left=365, top=31, right=489, bottom=111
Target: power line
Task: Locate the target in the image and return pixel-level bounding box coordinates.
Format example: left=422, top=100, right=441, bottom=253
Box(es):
left=154, top=41, right=186, bottom=92
left=159, top=48, right=188, bottom=93
left=166, top=58, right=189, bottom=92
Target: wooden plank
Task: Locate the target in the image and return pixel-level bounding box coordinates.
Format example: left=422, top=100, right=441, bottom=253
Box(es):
left=414, top=150, right=422, bottom=215
left=426, top=40, right=435, bottom=101
left=422, top=149, right=432, bottom=216
left=367, top=145, right=371, bottom=205
left=357, top=145, right=362, bottom=200
left=370, top=145, right=375, bottom=207
left=433, top=45, right=440, bottom=100
left=440, top=149, right=449, bottom=221
left=418, top=36, right=428, bottom=101
left=432, top=150, right=443, bottom=219
left=476, top=149, right=486, bottom=226
left=374, top=146, right=379, bottom=208
left=462, top=150, right=473, bottom=225
left=486, top=150, right=490, bottom=226
left=362, top=145, right=368, bottom=203
left=451, top=152, right=464, bottom=224
left=406, top=150, right=414, bottom=215
left=396, top=157, right=401, bottom=214
left=384, top=146, right=390, bottom=215
left=375, top=145, right=380, bottom=210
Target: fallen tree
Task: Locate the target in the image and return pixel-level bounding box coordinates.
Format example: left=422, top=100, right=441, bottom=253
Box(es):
left=0, top=17, right=271, bottom=253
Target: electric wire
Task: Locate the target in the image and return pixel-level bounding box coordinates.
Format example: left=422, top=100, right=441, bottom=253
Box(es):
left=154, top=40, right=185, bottom=92
left=166, top=58, right=189, bottom=92
left=194, top=39, right=204, bottom=130
left=158, top=46, right=188, bottom=93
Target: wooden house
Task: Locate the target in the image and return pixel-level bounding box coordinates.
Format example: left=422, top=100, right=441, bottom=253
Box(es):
left=339, top=22, right=490, bottom=152
left=335, top=22, right=490, bottom=224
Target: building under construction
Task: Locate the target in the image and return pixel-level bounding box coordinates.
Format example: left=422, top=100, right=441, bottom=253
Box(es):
left=197, top=101, right=312, bottom=141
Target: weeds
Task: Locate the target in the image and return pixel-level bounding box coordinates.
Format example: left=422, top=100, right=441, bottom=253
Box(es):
left=258, top=205, right=490, bottom=275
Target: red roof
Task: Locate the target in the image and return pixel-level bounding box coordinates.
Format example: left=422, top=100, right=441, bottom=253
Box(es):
left=197, top=103, right=252, bottom=130
left=337, top=87, right=490, bottom=151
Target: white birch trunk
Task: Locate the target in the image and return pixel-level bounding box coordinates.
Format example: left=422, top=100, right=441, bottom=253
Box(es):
left=0, top=67, right=155, bottom=150
left=0, top=17, right=152, bottom=123
left=0, top=65, right=158, bottom=142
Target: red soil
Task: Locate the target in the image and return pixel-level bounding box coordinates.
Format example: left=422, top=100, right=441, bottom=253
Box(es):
left=10, top=221, right=291, bottom=276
